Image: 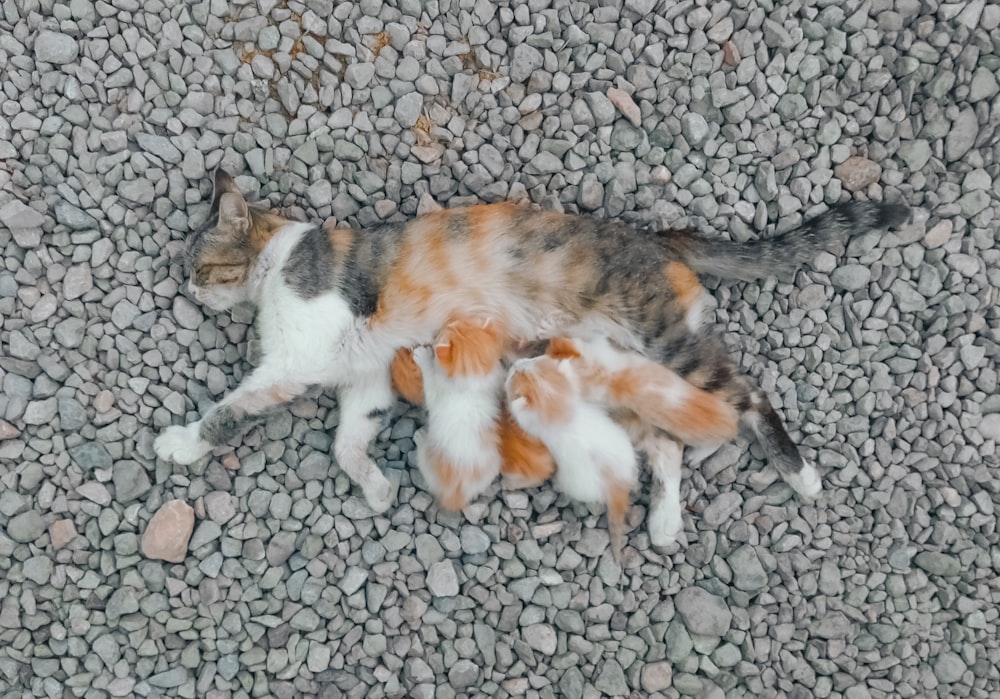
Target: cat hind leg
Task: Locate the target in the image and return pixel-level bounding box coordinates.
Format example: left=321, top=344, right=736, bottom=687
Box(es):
left=743, top=394, right=822, bottom=499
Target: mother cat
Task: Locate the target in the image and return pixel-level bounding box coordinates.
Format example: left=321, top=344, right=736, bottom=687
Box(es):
left=155, top=170, right=907, bottom=535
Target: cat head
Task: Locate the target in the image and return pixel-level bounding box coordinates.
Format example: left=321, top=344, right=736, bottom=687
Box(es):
left=505, top=355, right=575, bottom=426
left=185, top=170, right=291, bottom=311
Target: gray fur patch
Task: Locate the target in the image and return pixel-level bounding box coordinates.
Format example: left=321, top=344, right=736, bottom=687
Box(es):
left=283, top=225, right=334, bottom=298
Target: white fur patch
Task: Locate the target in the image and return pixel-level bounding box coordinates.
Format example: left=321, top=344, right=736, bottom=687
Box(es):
left=786, top=460, right=822, bottom=499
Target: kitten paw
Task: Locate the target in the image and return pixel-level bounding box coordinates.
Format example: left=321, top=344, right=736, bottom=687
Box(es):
left=362, top=474, right=394, bottom=514
left=154, top=424, right=211, bottom=465
left=648, top=501, right=683, bottom=548
left=786, top=461, right=822, bottom=499
left=410, top=345, right=435, bottom=372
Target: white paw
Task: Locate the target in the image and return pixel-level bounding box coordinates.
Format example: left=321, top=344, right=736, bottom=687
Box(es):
left=411, top=345, right=435, bottom=372
left=786, top=461, right=822, bottom=499
left=648, top=500, right=683, bottom=548
left=362, top=472, right=394, bottom=514
left=153, top=424, right=210, bottom=465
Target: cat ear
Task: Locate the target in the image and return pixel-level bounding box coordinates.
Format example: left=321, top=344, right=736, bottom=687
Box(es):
left=546, top=337, right=580, bottom=359
left=211, top=168, right=241, bottom=209
left=218, top=192, right=250, bottom=231
left=509, top=396, right=528, bottom=413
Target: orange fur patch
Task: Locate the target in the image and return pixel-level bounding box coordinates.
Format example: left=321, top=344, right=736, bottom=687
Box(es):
left=390, top=348, right=425, bottom=404
left=545, top=337, right=582, bottom=360
left=509, top=363, right=572, bottom=425
left=426, top=445, right=494, bottom=511
left=664, top=261, right=702, bottom=311
left=497, top=408, right=555, bottom=485
left=435, top=318, right=506, bottom=378
left=634, top=381, right=739, bottom=446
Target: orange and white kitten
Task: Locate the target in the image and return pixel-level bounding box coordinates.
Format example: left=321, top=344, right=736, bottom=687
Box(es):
left=506, top=353, right=638, bottom=557
left=409, top=320, right=505, bottom=510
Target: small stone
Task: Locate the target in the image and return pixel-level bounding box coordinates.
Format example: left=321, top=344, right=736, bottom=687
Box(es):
left=681, top=112, right=710, bottom=147
left=594, top=659, right=628, bottom=696
left=7, top=510, right=45, bottom=543
left=394, top=92, right=424, bottom=128
left=510, top=44, right=543, bottom=83
left=204, top=492, right=237, bottom=524
left=49, top=520, right=77, bottom=549
left=898, top=140, right=931, bottom=171
left=23, top=556, right=53, bottom=585
left=933, top=652, right=967, bottom=683
left=913, top=551, right=961, bottom=577
left=607, top=87, right=641, bottom=127
left=810, top=612, right=852, bottom=639
left=70, top=442, right=113, bottom=471
left=834, top=156, right=881, bottom=191
left=448, top=659, right=479, bottom=689
left=641, top=661, right=673, bottom=692
left=426, top=561, right=460, bottom=596
left=141, top=500, right=195, bottom=563
left=0, top=200, right=45, bottom=229
left=460, top=527, right=490, bottom=554
left=830, top=264, right=871, bottom=291
left=674, top=586, right=732, bottom=637
left=77, top=482, right=112, bottom=506
left=118, top=179, right=155, bottom=204
left=522, top=623, right=557, bottom=655
left=34, top=30, right=80, bottom=63
left=728, top=545, right=769, bottom=592
left=113, top=461, right=152, bottom=503
left=976, top=414, right=1000, bottom=441
left=944, top=108, right=978, bottom=162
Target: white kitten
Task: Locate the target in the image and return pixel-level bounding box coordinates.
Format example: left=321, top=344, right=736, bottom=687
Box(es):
left=411, top=344, right=504, bottom=510
left=506, top=354, right=637, bottom=557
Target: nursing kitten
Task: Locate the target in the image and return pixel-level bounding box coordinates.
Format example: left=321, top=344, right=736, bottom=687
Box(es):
left=506, top=353, right=638, bottom=558
left=155, top=169, right=909, bottom=517
left=409, top=320, right=506, bottom=510
left=393, top=342, right=557, bottom=493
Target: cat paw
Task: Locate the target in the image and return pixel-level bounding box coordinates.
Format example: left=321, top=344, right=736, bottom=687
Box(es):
left=154, top=424, right=210, bottom=465
left=648, top=502, right=683, bottom=549
left=411, top=345, right=435, bottom=372
left=786, top=461, right=822, bottom=499
left=362, top=473, right=395, bottom=514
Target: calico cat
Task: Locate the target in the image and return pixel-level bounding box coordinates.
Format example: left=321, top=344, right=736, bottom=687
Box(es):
left=409, top=320, right=506, bottom=510
left=154, top=168, right=909, bottom=518
left=506, top=352, right=639, bottom=558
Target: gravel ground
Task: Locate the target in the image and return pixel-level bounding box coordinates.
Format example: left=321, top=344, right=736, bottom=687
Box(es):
left=2, top=0, right=999, bottom=697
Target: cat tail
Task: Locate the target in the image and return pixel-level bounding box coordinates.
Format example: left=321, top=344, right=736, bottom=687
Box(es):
left=663, top=201, right=911, bottom=281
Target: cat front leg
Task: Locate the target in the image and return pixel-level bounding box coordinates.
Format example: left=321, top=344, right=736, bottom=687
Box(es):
left=334, top=375, right=395, bottom=513
left=153, top=370, right=306, bottom=465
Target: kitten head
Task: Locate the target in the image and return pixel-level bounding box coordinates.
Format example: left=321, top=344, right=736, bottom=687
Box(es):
left=185, top=169, right=290, bottom=311
left=505, top=355, right=575, bottom=427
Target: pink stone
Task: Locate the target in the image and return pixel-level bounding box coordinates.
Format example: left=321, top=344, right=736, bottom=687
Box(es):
left=834, top=156, right=882, bottom=192
left=924, top=220, right=952, bottom=249
left=221, top=453, right=240, bottom=471
left=723, top=40, right=741, bottom=67
left=141, top=500, right=194, bottom=563
left=49, top=519, right=77, bottom=550
left=0, top=420, right=19, bottom=440
left=607, top=87, right=641, bottom=127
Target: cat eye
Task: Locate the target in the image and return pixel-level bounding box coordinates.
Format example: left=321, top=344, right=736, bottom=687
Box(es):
left=195, top=264, right=245, bottom=286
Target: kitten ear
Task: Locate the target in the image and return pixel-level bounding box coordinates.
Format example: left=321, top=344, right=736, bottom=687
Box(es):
left=433, top=342, right=452, bottom=371
left=546, top=337, right=581, bottom=360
